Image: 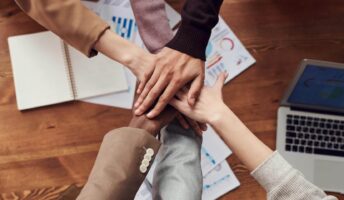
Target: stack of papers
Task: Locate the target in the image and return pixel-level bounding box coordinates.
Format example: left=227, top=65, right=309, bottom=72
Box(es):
left=81, top=1, right=255, bottom=198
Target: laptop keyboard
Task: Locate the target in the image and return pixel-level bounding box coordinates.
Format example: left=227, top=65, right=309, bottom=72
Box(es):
left=285, top=114, right=344, bottom=157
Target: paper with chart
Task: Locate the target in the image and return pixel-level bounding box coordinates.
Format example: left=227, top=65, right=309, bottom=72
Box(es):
left=202, top=161, right=240, bottom=200
left=204, top=17, right=256, bottom=86
left=201, top=125, right=232, bottom=175
left=134, top=180, right=153, bottom=200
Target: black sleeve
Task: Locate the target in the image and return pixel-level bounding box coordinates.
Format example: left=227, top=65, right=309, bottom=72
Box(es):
left=166, top=0, right=223, bottom=61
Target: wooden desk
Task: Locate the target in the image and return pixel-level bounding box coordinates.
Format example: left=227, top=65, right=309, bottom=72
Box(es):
left=1, top=0, right=344, bottom=199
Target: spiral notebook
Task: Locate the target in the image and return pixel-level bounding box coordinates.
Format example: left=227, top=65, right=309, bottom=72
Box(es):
left=8, top=31, right=128, bottom=110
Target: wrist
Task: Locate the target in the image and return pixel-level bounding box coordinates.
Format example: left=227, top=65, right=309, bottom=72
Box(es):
left=94, top=30, right=140, bottom=68
left=128, top=120, right=158, bottom=137
left=208, top=105, right=235, bottom=128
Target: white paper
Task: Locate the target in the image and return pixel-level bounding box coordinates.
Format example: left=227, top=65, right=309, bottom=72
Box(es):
left=134, top=180, right=153, bottom=200
left=82, top=68, right=136, bottom=109
left=201, top=125, right=232, bottom=176
left=82, top=1, right=144, bottom=46
left=81, top=2, right=139, bottom=109
left=164, top=3, right=181, bottom=29
left=202, top=161, right=240, bottom=200
left=204, top=17, right=256, bottom=86
left=8, top=32, right=73, bottom=110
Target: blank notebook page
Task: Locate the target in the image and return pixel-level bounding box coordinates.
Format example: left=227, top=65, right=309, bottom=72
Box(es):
left=68, top=47, right=128, bottom=99
left=8, top=32, right=73, bottom=110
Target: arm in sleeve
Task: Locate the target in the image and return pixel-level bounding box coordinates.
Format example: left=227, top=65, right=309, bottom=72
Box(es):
left=251, top=151, right=338, bottom=200
left=166, top=0, right=224, bottom=60
left=130, top=0, right=173, bottom=53
left=76, top=127, right=160, bottom=200
left=152, top=120, right=203, bottom=200
left=14, top=0, right=109, bottom=57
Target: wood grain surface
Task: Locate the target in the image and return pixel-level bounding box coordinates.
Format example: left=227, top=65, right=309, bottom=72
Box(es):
left=0, top=0, right=344, bottom=199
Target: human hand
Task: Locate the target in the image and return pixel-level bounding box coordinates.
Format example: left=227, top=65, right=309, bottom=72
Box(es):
left=129, top=105, right=177, bottom=137
left=176, top=113, right=207, bottom=135
left=169, top=72, right=228, bottom=124
left=134, top=47, right=205, bottom=118
left=94, top=30, right=156, bottom=90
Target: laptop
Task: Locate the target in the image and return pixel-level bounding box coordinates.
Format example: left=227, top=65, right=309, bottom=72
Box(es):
left=277, top=59, right=344, bottom=193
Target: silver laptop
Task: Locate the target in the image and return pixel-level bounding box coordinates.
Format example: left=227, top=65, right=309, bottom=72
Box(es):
left=277, top=59, right=344, bottom=193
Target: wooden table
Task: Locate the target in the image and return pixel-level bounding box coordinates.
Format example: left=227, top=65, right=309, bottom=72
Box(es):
left=1, top=0, right=344, bottom=199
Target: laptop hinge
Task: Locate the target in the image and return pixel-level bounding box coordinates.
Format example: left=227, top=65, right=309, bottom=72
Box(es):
left=290, top=106, right=344, bottom=117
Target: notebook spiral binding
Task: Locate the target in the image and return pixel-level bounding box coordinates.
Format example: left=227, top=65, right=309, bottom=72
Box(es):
left=61, top=41, right=78, bottom=99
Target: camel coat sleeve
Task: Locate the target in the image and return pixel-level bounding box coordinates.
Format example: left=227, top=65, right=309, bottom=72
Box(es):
left=75, top=127, right=160, bottom=200
left=14, top=0, right=109, bottom=57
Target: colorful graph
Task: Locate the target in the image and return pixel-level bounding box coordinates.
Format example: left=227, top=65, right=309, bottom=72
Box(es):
left=111, top=16, right=138, bottom=42
left=203, top=175, right=231, bottom=190
left=202, top=147, right=216, bottom=165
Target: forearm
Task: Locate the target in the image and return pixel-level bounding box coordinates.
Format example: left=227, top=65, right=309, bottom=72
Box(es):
left=94, top=30, right=154, bottom=75
left=210, top=107, right=273, bottom=171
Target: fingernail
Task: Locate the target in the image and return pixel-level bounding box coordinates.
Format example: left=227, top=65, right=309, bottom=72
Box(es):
left=134, top=102, right=139, bottom=108
left=135, top=109, right=141, bottom=115
left=147, top=112, right=154, bottom=118
left=189, top=97, right=195, bottom=105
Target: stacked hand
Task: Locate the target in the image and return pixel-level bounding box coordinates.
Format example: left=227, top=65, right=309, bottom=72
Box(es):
left=134, top=47, right=205, bottom=119
left=169, top=72, right=228, bottom=124
left=129, top=47, right=206, bottom=134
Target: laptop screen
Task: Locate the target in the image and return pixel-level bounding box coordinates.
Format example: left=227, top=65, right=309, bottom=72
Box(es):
left=287, top=65, right=344, bottom=110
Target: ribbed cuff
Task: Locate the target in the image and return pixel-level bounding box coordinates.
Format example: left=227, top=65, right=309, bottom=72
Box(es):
left=251, top=151, right=293, bottom=192
left=166, top=22, right=211, bottom=61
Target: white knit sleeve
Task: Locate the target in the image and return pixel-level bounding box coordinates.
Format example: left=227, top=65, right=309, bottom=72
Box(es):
left=251, top=151, right=338, bottom=200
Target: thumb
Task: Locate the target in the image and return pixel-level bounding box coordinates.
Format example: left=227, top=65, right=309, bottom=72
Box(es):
left=214, top=72, right=228, bottom=90
left=187, top=75, right=204, bottom=106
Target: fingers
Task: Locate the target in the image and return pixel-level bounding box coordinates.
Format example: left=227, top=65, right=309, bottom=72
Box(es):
left=214, top=72, right=228, bottom=90
left=135, top=77, right=168, bottom=115
left=134, top=69, right=161, bottom=108
left=187, top=75, right=204, bottom=106
left=146, top=78, right=184, bottom=118
left=185, top=117, right=203, bottom=135
left=169, top=98, right=184, bottom=111
left=136, top=77, right=147, bottom=95
left=199, top=122, right=207, bottom=131
left=175, top=88, right=188, bottom=101
left=176, top=113, right=189, bottom=129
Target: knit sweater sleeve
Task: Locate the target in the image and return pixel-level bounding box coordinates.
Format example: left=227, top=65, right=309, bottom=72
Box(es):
left=251, top=151, right=338, bottom=200
left=166, top=0, right=223, bottom=60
